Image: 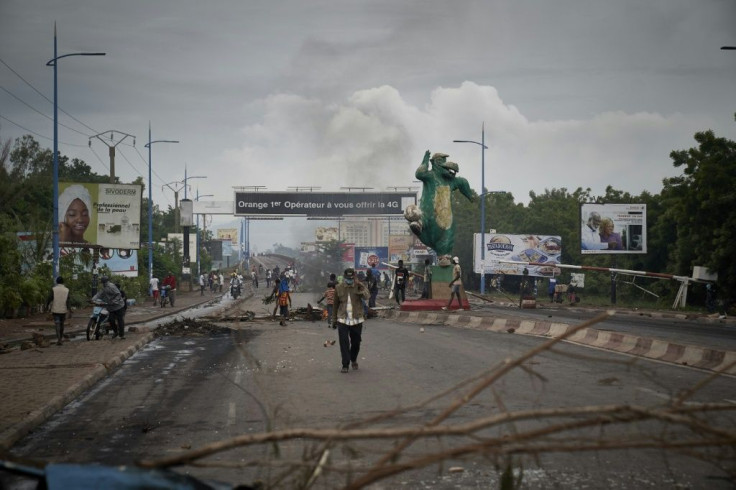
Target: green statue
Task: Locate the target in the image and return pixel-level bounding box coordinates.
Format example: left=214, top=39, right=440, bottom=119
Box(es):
left=404, top=150, right=474, bottom=260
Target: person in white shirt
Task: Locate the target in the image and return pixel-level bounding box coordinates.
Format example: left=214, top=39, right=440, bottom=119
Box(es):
left=150, top=276, right=160, bottom=306
left=581, top=211, right=614, bottom=251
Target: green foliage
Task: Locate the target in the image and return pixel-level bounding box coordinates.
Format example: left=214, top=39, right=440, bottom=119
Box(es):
left=663, top=130, right=736, bottom=297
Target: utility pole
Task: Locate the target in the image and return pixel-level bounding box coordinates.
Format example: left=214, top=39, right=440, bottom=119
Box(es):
left=89, top=130, right=135, bottom=183
left=162, top=181, right=185, bottom=233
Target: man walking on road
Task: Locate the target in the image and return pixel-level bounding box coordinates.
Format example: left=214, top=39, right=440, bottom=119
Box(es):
left=368, top=264, right=379, bottom=308
left=46, top=276, right=71, bottom=345
left=442, top=256, right=464, bottom=311
left=332, top=268, right=370, bottom=373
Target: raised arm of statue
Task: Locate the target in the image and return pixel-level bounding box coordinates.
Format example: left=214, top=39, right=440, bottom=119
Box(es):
left=416, top=150, right=431, bottom=180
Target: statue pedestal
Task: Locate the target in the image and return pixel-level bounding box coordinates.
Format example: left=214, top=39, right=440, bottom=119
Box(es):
left=400, top=264, right=469, bottom=311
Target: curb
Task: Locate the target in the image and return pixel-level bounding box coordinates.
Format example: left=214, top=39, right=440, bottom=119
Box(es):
left=0, top=332, right=156, bottom=451
left=382, top=310, right=736, bottom=376
left=0, top=294, right=238, bottom=451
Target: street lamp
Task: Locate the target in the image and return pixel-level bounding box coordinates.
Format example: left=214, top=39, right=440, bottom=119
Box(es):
left=195, top=190, right=214, bottom=276
left=47, top=24, right=105, bottom=279
left=454, top=123, right=489, bottom=294
left=144, top=123, right=179, bottom=289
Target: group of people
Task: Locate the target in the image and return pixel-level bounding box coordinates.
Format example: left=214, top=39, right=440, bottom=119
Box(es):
left=199, top=271, right=225, bottom=296
left=46, top=274, right=128, bottom=345
left=149, top=273, right=177, bottom=306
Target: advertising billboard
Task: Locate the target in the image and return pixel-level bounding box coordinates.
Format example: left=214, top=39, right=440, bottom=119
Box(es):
left=166, top=233, right=198, bottom=262
left=58, top=182, right=142, bottom=249
left=580, top=203, right=646, bottom=254
left=98, top=248, right=138, bottom=277
left=217, top=228, right=238, bottom=244
left=388, top=235, right=414, bottom=263
left=315, top=226, right=339, bottom=242
left=354, top=247, right=389, bottom=271
left=234, top=191, right=416, bottom=217
left=474, top=233, right=562, bottom=277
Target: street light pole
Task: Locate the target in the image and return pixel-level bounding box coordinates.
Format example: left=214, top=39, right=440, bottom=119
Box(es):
left=144, top=123, right=178, bottom=289
left=47, top=23, right=105, bottom=279
left=195, top=189, right=214, bottom=276
left=454, top=123, right=489, bottom=294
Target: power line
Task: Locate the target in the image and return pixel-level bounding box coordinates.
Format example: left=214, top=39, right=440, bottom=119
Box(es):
left=87, top=145, right=108, bottom=172
left=116, top=146, right=145, bottom=179
left=0, top=114, right=87, bottom=147
left=0, top=56, right=99, bottom=134
left=0, top=85, right=91, bottom=137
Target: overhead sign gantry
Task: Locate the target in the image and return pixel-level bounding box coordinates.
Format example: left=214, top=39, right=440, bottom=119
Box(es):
left=234, top=191, right=416, bottom=217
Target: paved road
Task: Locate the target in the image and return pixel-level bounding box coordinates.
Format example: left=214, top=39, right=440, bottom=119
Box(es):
left=471, top=301, right=736, bottom=352
left=5, top=293, right=735, bottom=489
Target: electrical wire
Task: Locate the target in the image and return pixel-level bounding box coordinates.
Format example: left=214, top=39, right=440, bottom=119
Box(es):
left=87, top=145, right=109, bottom=172
left=0, top=86, right=91, bottom=137
left=0, top=56, right=99, bottom=134
left=0, top=114, right=88, bottom=147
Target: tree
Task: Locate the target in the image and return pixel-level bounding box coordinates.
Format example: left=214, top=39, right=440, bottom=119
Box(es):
left=663, top=130, right=736, bottom=303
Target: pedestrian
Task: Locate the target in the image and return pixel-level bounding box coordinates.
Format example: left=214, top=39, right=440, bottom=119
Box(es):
left=332, top=268, right=370, bottom=373
left=92, top=276, right=127, bottom=339
left=706, top=283, right=717, bottom=314
left=548, top=278, right=557, bottom=303
left=199, top=273, right=206, bottom=296
left=317, top=274, right=337, bottom=328
left=442, top=256, right=463, bottom=311
left=277, top=279, right=292, bottom=326
left=421, top=258, right=432, bottom=299
left=266, top=269, right=272, bottom=288
left=162, top=272, right=177, bottom=306
left=269, top=277, right=281, bottom=319
left=46, top=276, right=71, bottom=345
left=393, top=259, right=409, bottom=305
left=567, top=283, right=577, bottom=304
left=150, top=275, right=160, bottom=306
left=115, top=282, right=128, bottom=317
left=367, top=264, right=379, bottom=308
left=219, top=272, right=224, bottom=292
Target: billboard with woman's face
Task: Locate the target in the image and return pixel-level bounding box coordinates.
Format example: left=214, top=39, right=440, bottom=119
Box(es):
left=59, top=183, right=142, bottom=249
left=580, top=203, right=646, bottom=254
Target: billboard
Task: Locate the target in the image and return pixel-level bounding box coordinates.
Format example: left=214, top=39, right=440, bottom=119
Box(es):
left=580, top=203, right=646, bottom=254
left=217, top=228, right=238, bottom=244
left=474, top=233, right=562, bottom=278
left=59, top=182, right=142, bottom=249
left=315, top=226, right=339, bottom=242
left=234, top=191, right=416, bottom=217
left=340, top=242, right=355, bottom=270
left=388, top=235, right=414, bottom=263
left=98, top=248, right=138, bottom=277
left=166, top=233, right=198, bottom=262
left=354, top=247, right=389, bottom=271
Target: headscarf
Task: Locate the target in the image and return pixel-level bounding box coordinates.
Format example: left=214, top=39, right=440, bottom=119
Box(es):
left=58, top=184, right=93, bottom=224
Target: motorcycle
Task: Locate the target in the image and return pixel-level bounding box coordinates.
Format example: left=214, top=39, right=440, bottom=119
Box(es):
left=230, top=279, right=242, bottom=299
left=86, top=302, right=112, bottom=341
left=160, top=285, right=172, bottom=307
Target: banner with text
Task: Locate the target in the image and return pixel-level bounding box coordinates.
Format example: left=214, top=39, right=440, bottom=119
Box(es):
left=474, top=233, right=562, bottom=277
left=234, top=191, right=416, bottom=217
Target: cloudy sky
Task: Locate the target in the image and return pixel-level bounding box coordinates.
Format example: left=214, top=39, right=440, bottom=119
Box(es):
left=1, top=0, right=735, bottom=251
